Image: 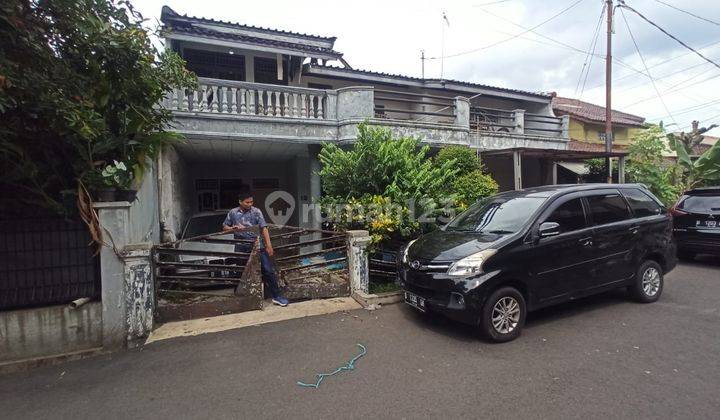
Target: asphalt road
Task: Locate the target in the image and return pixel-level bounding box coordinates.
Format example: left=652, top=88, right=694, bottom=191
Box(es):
left=2, top=257, right=719, bottom=419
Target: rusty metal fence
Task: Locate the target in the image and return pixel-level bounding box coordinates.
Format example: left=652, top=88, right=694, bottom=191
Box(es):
left=0, top=211, right=100, bottom=310
left=152, top=225, right=349, bottom=322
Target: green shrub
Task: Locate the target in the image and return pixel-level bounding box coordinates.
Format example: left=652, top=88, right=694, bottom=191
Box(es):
left=318, top=123, right=459, bottom=243
left=434, top=146, right=482, bottom=175
left=452, top=170, right=499, bottom=209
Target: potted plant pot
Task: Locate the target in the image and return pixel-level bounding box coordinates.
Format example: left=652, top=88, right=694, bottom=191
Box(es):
left=95, top=187, right=117, bottom=202
left=116, top=189, right=138, bottom=202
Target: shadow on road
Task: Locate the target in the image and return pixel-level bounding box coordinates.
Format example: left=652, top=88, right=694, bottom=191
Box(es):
left=397, top=288, right=632, bottom=342
left=680, top=254, right=720, bottom=267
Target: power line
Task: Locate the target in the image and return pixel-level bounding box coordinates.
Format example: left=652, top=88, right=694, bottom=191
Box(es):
left=622, top=71, right=720, bottom=108
left=618, top=1, right=720, bottom=71
left=619, top=7, right=677, bottom=126
left=653, top=0, right=720, bottom=27
left=426, top=0, right=585, bottom=60
left=648, top=98, right=720, bottom=121
left=472, top=0, right=513, bottom=6
left=582, top=38, right=720, bottom=92
left=678, top=112, right=720, bottom=131
left=574, top=3, right=606, bottom=97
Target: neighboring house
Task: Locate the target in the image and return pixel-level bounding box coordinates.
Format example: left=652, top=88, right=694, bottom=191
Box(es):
left=551, top=95, right=645, bottom=151
left=157, top=6, right=623, bottom=239
left=551, top=95, right=644, bottom=182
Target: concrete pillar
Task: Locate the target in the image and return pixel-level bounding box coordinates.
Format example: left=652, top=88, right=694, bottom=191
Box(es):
left=347, top=230, right=371, bottom=294
left=325, top=91, right=338, bottom=120
left=513, top=151, right=523, bottom=190
left=513, top=109, right=525, bottom=134
left=121, top=243, right=154, bottom=347
left=93, top=201, right=131, bottom=350
left=310, top=156, right=322, bottom=231
left=561, top=115, right=570, bottom=139
left=618, top=156, right=626, bottom=183
left=551, top=161, right=558, bottom=185
left=336, top=86, right=374, bottom=120
left=454, top=97, right=470, bottom=128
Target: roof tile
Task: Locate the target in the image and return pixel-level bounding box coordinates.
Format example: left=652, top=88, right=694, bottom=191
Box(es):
left=553, top=96, right=645, bottom=126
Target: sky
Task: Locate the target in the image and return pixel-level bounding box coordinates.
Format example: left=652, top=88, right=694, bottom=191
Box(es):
left=135, top=0, right=720, bottom=135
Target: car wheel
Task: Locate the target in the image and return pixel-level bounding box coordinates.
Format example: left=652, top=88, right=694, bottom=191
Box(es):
left=630, top=260, right=664, bottom=303
left=677, top=249, right=696, bottom=261
left=480, top=286, right=526, bottom=343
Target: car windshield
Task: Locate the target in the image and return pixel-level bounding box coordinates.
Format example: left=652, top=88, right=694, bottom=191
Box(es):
left=445, top=196, right=547, bottom=234
left=679, top=195, right=720, bottom=213
left=182, top=214, right=227, bottom=239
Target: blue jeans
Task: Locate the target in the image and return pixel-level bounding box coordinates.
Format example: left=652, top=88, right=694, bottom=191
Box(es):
left=236, top=243, right=281, bottom=298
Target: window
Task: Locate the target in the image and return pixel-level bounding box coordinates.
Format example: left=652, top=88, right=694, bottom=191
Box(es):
left=254, top=57, right=287, bottom=85
left=678, top=195, right=720, bottom=212
left=446, top=196, right=547, bottom=234
left=623, top=189, right=662, bottom=217
left=183, top=49, right=245, bottom=81
left=587, top=194, right=631, bottom=225
left=544, top=199, right=586, bottom=233
left=308, top=83, right=332, bottom=90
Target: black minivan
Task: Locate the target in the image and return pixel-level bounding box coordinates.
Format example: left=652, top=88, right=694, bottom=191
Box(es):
left=671, top=186, right=720, bottom=259
left=399, top=184, right=677, bottom=342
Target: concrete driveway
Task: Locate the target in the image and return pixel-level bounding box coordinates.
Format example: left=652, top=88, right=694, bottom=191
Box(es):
left=1, top=257, right=719, bottom=419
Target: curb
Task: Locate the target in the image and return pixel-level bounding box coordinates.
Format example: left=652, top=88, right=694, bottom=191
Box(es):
left=352, top=290, right=403, bottom=308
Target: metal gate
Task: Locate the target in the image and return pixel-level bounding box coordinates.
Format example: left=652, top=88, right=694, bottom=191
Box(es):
left=152, top=225, right=350, bottom=322
left=0, top=210, right=100, bottom=310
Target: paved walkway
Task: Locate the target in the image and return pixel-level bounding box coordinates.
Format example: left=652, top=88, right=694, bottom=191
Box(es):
left=1, top=258, right=719, bottom=419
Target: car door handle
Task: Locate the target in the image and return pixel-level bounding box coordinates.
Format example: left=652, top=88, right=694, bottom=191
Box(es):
left=629, top=225, right=639, bottom=234
left=578, top=237, right=593, bottom=246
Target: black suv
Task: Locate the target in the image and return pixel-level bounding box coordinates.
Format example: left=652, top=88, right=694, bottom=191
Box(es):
left=399, top=184, right=677, bottom=342
left=671, top=186, right=720, bottom=259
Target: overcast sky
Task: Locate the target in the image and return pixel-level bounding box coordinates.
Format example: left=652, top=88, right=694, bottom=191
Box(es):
left=136, top=0, right=720, bottom=135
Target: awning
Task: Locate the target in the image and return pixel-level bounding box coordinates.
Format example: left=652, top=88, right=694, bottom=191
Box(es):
left=557, top=161, right=589, bottom=175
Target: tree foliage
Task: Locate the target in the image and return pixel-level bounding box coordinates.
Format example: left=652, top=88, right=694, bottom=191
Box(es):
left=625, top=124, right=682, bottom=206
left=667, top=120, right=720, bottom=189
left=0, top=0, right=196, bottom=212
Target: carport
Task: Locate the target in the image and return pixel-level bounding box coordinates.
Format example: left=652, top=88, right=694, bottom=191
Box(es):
left=158, top=138, right=322, bottom=242
left=479, top=147, right=628, bottom=191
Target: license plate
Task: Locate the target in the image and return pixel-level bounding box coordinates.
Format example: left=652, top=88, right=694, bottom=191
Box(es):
left=697, top=220, right=718, bottom=228
left=404, top=291, right=426, bottom=312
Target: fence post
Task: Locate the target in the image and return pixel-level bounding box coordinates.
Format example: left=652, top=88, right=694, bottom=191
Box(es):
left=121, top=243, right=154, bottom=347
left=513, top=109, right=525, bottom=134
left=93, top=201, right=131, bottom=350
left=347, top=230, right=371, bottom=294
left=454, top=97, right=470, bottom=128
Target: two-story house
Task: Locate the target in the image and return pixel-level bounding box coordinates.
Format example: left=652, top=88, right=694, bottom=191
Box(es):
left=157, top=6, right=625, bottom=240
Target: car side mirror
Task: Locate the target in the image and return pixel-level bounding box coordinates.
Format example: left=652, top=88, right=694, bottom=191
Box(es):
left=538, top=222, right=561, bottom=238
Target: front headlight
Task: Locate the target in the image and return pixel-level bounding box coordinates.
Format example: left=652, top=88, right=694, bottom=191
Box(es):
left=447, top=249, right=497, bottom=277
left=401, top=239, right=418, bottom=264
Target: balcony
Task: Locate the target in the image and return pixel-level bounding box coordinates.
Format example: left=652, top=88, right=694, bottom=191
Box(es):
left=163, top=77, right=568, bottom=149
left=470, top=107, right=569, bottom=150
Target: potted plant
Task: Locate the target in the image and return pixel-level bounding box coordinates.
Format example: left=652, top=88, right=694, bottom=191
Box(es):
left=95, top=160, right=136, bottom=202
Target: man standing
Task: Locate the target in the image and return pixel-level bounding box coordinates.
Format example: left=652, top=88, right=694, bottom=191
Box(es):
left=223, top=191, right=289, bottom=307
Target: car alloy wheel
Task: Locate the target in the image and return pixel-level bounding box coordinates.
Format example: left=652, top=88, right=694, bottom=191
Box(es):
left=491, top=296, right=521, bottom=334
left=642, top=266, right=661, bottom=297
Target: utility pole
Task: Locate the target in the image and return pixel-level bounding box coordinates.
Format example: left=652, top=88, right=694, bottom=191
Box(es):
left=421, top=50, right=425, bottom=79
left=605, top=0, right=614, bottom=183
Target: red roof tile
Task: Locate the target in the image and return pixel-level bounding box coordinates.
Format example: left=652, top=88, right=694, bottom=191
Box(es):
left=552, top=96, right=645, bottom=127
left=568, top=140, right=627, bottom=153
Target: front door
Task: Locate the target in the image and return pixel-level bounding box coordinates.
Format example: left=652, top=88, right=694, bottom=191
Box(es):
left=529, top=194, right=593, bottom=305
left=584, top=190, right=635, bottom=290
